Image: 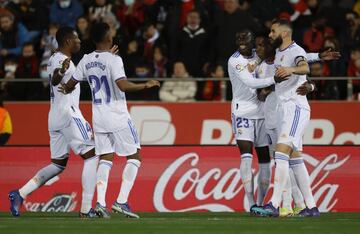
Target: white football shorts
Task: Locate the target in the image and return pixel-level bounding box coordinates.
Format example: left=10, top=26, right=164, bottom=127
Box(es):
left=94, top=119, right=141, bottom=156
left=49, top=115, right=94, bottom=160
left=276, top=101, right=310, bottom=152
left=231, top=114, right=268, bottom=147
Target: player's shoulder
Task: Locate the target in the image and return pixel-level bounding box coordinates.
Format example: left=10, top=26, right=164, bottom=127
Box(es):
left=228, top=50, right=247, bottom=66
left=289, top=42, right=306, bottom=54
left=48, top=52, right=67, bottom=68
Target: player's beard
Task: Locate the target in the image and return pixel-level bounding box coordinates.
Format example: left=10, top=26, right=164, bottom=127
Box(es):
left=270, top=36, right=283, bottom=49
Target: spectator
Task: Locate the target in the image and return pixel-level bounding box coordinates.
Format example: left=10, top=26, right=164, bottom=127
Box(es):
left=123, top=39, right=141, bottom=78
left=153, top=46, right=167, bottom=78
left=115, top=0, right=145, bottom=37
left=17, top=0, right=49, bottom=34
left=73, top=16, right=95, bottom=64
left=0, top=95, right=12, bottom=145
left=40, top=23, right=59, bottom=66
left=347, top=46, right=360, bottom=100
left=0, top=12, right=31, bottom=57
left=309, top=61, right=339, bottom=100
left=50, top=0, right=84, bottom=27
left=176, top=10, right=209, bottom=77
left=7, top=43, right=42, bottom=100
left=342, top=11, right=360, bottom=57
left=303, top=16, right=334, bottom=52
left=159, top=61, right=197, bottom=102
left=199, top=64, right=224, bottom=100
left=1, top=57, right=17, bottom=93
left=250, top=0, right=293, bottom=29
left=213, top=0, right=262, bottom=67
left=88, top=0, right=115, bottom=23
left=143, top=23, right=163, bottom=62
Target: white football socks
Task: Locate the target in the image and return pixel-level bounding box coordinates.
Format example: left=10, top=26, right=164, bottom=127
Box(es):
left=240, top=153, right=255, bottom=207
left=80, top=156, right=99, bottom=214
left=19, top=163, right=64, bottom=198
left=256, top=162, right=271, bottom=206
left=289, top=167, right=305, bottom=209
left=116, top=159, right=141, bottom=204
left=270, top=152, right=290, bottom=208
left=290, top=157, right=316, bottom=209
left=96, top=159, right=113, bottom=207
left=281, top=174, right=292, bottom=209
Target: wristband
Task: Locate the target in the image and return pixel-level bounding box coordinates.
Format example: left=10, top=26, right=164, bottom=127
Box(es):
left=309, top=84, right=315, bottom=92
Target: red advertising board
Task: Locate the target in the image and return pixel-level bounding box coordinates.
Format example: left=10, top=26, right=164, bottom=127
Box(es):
left=0, top=146, right=359, bottom=213
left=4, top=102, right=360, bottom=146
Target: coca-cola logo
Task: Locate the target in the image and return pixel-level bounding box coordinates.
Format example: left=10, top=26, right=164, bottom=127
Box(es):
left=23, top=192, right=77, bottom=212
left=153, top=152, right=350, bottom=212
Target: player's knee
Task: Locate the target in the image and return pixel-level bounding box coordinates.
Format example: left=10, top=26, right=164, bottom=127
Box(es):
left=80, top=148, right=96, bottom=160
left=256, top=146, right=271, bottom=163
left=237, top=140, right=253, bottom=154
left=51, top=156, right=69, bottom=168
left=100, top=153, right=114, bottom=162
left=127, top=149, right=141, bottom=162
left=275, top=143, right=293, bottom=155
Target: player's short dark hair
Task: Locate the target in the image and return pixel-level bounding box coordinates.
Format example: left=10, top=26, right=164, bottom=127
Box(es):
left=91, top=22, right=110, bottom=44
left=56, top=26, right=75, bottom=47
left=272, top=18, right=293, bottom=31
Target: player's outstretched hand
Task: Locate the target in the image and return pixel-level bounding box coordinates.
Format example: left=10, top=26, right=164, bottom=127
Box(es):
left=145, top=80, right=160, bottom=89
left=296, top=81, right=313, bottom=95
left=319, top=48, right=341, bottom=61
left=61, top=58, right=71, bottom=74
left=109, top=45, right=119, bottom=55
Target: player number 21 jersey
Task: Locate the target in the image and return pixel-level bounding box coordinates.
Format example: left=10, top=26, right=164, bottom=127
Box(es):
left=72, top=51, right=130, bottom=133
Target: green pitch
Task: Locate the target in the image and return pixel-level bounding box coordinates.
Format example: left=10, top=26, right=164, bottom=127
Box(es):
left=1, top=212, right=359, bottom=234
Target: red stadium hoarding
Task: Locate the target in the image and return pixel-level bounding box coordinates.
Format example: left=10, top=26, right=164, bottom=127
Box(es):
left=5, top=102, right=360, bottom=145
left=0, top=146, right=359, bottom=213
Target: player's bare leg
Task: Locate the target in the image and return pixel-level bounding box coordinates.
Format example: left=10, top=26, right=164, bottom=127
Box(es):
left=237, top=140, right=256, bottom=212
left=9, top=157, right=68, bottom=217
left=79, top=148, right=98, bottom=218
left=95, top=153, right=114, bottom=218
left=112, top=149, right=141, bottom=218
left=255, top=146, right=271, bottom=206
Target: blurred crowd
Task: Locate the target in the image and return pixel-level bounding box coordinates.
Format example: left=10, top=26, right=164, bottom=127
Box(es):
left=0, top=0, right=360, bottom=101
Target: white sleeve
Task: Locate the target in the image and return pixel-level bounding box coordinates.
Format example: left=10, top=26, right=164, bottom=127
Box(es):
left=111, top=55, right=126, bottom=82
left=230, top=60, right=275, bottom=89
left=293, top=47, right=308, bottom=65
left=306, top=53, right=320, bottom=63
left=72, top=58, right=86, bottom=81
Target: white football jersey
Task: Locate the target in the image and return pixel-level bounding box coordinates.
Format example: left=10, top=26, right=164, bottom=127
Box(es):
left=72, top=51, right=130, bottom=133
left=274, top=42, right=310, bottom=110
left=255, top=61, right=277, bottom=129
left=228, top=50, right=275, bottom=119
left=47, top=52, right=80, bottom=131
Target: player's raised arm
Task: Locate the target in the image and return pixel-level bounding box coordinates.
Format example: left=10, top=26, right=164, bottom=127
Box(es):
left=52, top=58, right=71, bottom=86
left=116, top=79, right=160, bottom=92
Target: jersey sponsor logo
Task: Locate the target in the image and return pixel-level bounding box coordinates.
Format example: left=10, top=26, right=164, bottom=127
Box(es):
left=235, top=64, right=245, bottom=71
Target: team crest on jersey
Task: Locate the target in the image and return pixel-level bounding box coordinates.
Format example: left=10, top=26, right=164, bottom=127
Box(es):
left=235, top=64, right=245, bottom=71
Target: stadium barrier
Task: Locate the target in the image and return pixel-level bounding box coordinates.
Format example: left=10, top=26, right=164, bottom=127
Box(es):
left=4, top=101, right=360, bottom=145
left=0, top=146, right=359, bottom=212
left=1, top=76, right=359, bottom=101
